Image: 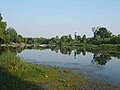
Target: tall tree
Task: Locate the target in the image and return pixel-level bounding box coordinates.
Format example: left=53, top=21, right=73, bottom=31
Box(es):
left=75, top=32, right=77, bottom=40
left=76, top=35, right=82, bottom=43
left=17, top=34, right=24, bottom=43
left=82, top=35, right=86, bottom=43
left=92, top=27, right=112, bottom=39
left=0, top=14, right=7, bottom=44
left=6, top=27, right=17, bottom=43
left=60, top=35, right=69, bottom=45
left=68, top=34, right=72, bottom=43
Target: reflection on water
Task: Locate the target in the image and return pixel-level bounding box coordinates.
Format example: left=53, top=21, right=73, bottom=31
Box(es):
left=25, top=46, right=120, bottom=65
left=1, top=46, right=120, bottom=85
left=92, top=54, right=111, bottom=65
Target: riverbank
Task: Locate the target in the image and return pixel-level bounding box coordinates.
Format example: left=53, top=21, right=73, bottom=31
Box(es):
left=1, top=43, right=120, bottom=49
left=0, top=50, right=119, bottom=90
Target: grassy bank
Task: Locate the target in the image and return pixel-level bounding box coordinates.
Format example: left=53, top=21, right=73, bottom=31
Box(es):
left=0, top=50, right=119, bottom=90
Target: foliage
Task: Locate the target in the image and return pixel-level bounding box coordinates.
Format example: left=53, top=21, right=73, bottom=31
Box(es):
left=0, top=14, right=7, bottom=44
left=25, top=37, right=50, bottom=44
left=82, top=35, right=86, bottom=43
left=6, top=27, right=18, bottom=42
left=92, top=27, right=112, bottom=39
left=0, top=14, right=24, bottom=44
left=60, top=35, right=70, bottom=45
left=1, top=13, right=120, bottom=46
left=49, top=36, right=60, bottom=45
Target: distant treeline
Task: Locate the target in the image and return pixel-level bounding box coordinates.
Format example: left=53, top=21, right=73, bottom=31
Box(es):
left=0, top=14, right=120, bottom=45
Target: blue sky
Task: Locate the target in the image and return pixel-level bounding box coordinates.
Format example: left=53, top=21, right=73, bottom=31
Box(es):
left=0, top=0, right=120, bottom=38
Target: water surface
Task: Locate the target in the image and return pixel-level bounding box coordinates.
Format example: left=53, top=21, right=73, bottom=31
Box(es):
left=17, top=47, right=120, bottom=85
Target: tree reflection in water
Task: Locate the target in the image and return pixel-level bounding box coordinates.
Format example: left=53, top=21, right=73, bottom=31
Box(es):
left=50, top=46, right=120, bottom=65
left=2, top=45, right=119, bottom=66
left=91, top=54, right=112, bottom=65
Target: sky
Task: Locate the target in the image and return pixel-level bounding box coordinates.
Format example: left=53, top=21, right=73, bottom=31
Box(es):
left=0, top=0, right=120, bottom=38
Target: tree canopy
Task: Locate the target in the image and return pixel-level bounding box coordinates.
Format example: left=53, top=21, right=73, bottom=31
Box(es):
left=92, top=27, right=112, bottom=39
left=0, top=14, right=24, bottom=44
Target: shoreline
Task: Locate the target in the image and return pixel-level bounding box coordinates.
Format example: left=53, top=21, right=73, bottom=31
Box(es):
left=26, top=61, right=120, bottom=88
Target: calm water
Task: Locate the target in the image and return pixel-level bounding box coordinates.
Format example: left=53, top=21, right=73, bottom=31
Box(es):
left=17, top=47, right=120, bottom=85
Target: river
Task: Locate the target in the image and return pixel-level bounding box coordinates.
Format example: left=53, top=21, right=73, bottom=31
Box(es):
left=16, top=46, right=120, bottom=86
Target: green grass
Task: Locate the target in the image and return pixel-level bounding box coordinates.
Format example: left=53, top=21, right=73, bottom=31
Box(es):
left=0, top=50, right=119, bottom=90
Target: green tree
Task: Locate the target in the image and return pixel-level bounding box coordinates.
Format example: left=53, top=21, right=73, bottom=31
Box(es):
left=68, top=34, right=72, bottom=43
left=92, top=27, right=112, bottom=39
left=17, top=35, right=24, bottom=43
left=110, top=36, right=120, bottom=44
left=92, top=27, right=99, bottom=38
left=26, top=38, right=34, bottom=44
left=0, top=14, right=7, bottom=44
left=76, top=35, right=82, bottom=43
left=82, top=35, right=86, bottom=43
left=60, top=35, right=69, bottom=45
left=74, top=32, right=77, bottom=40
left=6, top=27, right=18, bottom=43
left=49, top=36, right=60, bottom=45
